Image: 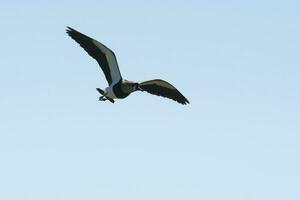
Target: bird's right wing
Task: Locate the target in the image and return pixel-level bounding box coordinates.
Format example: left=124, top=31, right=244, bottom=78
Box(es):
left=66, top=27, right=122, bottom=85
left=139, top=79, right=189, bottom=105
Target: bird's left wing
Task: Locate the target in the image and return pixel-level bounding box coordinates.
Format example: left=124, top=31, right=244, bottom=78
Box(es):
left=139, top=79, right=189, bottom=105
left=66, top=27, right=122, bottom=85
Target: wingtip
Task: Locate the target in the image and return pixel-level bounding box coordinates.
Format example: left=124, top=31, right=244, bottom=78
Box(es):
left=66, top=26, right=72, bottom=30
left=180, top=98, right=190, bottom=105
left=182, top=101, right=190, bottom=105
left=66, top=26, right=76, bottom=34
left=178, top=96, right=190, bottom=105
left=66, top=26, right=71, bottom=34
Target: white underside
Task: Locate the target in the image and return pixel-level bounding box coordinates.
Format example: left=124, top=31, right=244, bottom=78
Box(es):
left=104, top=83, right=117, bottom=99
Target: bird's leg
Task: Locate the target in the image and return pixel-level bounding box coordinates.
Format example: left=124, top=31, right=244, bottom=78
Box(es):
left=99, top=96, right=107, bottom=101
left=106, top=97, right=115, bottom=103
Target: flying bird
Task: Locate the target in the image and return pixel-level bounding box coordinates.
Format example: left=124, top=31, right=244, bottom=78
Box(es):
left=66, top=27, right=189, bottom=105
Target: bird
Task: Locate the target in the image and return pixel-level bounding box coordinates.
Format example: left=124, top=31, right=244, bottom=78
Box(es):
left=66, top=27, right=189, bottom=105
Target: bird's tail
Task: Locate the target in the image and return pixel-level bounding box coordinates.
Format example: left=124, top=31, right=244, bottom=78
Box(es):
left=96, top=88, right=115, bottom=103
left=96, top=88, right=105, bottom=95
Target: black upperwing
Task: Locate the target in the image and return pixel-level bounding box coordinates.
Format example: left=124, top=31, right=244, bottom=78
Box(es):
left=66, top=27, right=122, bottom=85
left=139, top=79, right=189, bottom=105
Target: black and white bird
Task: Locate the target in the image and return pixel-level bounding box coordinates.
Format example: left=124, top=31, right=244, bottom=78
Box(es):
left=66, top=27, right=189, bottom=105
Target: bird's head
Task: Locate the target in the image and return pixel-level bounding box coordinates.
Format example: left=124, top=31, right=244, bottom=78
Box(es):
left=122, top=80, right=142, bottom=93
left=135, top=83, right=143, bottom=91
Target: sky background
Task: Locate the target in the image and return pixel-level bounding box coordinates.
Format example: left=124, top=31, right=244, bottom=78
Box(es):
left=0, top=1, right=300, bottom=199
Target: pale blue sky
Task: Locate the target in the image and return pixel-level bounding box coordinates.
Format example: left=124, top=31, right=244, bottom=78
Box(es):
left=0, top=1, right=300, bottom=200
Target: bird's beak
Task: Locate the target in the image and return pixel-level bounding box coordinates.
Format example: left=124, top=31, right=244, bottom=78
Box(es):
left=137, top=86, right=143, bottom=91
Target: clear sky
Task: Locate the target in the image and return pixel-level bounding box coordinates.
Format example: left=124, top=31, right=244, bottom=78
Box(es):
left=0, top=1, right=300, bottom=199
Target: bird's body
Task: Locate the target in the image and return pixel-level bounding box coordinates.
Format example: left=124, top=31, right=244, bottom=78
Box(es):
left=66, top=27, right=189, bottom=105
left=103, top=79, right=137, bottom=100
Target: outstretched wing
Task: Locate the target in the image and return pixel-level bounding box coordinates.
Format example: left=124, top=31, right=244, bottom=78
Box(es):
left=139, top=79, right=189, bottom=105
left=66, top=27, right=122, bottom=85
